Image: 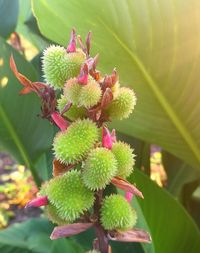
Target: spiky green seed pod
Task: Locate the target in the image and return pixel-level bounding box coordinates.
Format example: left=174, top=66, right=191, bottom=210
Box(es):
left=82, top=148, right=117, bottom=190
left=42, top=46, right=85, bottom=89
left=45, top=203, right=69, bottom=225
left=100, top=195, right=137, bottom=231
left=39, top=184, right=67, bottom=225
left=79, top=78, right=102, bottom=108
left=64, top=78, right=82, bottom=105
left=46, top=170, right=94, bottom=222
left=57, top=95, right=86, bottom=121
left=66, top=49, right=86, bottom=76
left=112, top=141, right=135, bottom=178
left=106, top=87, right=136, bottom=120
left=53, top=119, right=99, bottom=164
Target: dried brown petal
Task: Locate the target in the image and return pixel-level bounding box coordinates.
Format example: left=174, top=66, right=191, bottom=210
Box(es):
left=53, top=159, right=75, bottom=177
left=111, top=68, right=118, bottom=84
left=61, top=101, right=72, bottom=115
left=78, top=63, right=89, bottom=85
left=108, top=228, right=151, bottom=243
left=86, top=31, right=92, bottom=56
left=77, top=34, right=86, bottom=53
left=10, top=32, right=24, bottom=54
left=111, top=176, right=144, bottom=199
left=50, top=223, right=93, bottom=240
left=10, top=55, right=46, bottom=95
left=101, top=88, right=113, bottom=108
left=10, top=54, right=32, bottom=92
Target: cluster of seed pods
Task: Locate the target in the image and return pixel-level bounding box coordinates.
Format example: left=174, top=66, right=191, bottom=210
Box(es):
left=10, top=29, right=151, bottom=253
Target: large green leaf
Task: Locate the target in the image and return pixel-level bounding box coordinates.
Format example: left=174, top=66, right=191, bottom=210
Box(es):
left=162, top=150, right=200, bottom=197
left=131, top=170, right=200, bottom=253
left=16, top=0, right=51, bottom=51
left=0, top=218, right=83, bottom=253
left=1, top=172, right=198, bottom=253
left=0, top=218, right=144, bottom=253
left=0, top=0, right=19, bottom=38
left=0, top=37, right=54, bottom=185
left=32, top=0, right=200, bottom=170
left=1, top=173, right=199, bottom=253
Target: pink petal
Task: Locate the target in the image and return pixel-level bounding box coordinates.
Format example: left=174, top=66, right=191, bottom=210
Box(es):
left=101, top=88, right=113, bottom=108
left=66, top=28, right=76, bottom=53
left=125, top=192, right=133, bottom=203
left=111, top=129, right=117, bottom=143
left=25, top=196, right=48, bottom=208
left=77, top=63, right=88, bottom=85
left=102, top=126, right=113, bottom=150
left=87, top=54, right=99, bottom=71
left=51, top=112, right=69, bottom=131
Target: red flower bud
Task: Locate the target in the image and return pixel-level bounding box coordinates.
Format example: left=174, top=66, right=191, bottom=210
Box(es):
left=25, top=196, right=48, bottom=208
left=66, top=28, right=76, bottom=53
left=77, top=63, right=88, bottom=85
left=102, top=126, right=114, bottom=150
left=51, top=112, right=69, bottom=131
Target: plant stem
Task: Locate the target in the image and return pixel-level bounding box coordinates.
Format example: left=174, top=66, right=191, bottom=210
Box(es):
left=94, top=190, right=109, bottom=253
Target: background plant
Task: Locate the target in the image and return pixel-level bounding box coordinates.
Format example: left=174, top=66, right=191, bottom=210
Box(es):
left=0, top=0, right=200, bottom=253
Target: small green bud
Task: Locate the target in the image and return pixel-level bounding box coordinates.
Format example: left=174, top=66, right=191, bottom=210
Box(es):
left=64, top=78, right=82, bottom=105
left=100, top=195, right=137, bottom=231
left=42, top=45, right=85, bottom=89
left=79, top=78, right=102, bottom=108
left=82, top=148, right=117, bottom=190
left=106, top=87, right=136, bottom=120
left=53, top=119, right=99, bottom=164
left=57, top=95, right=86, bottom=121
left=46, top=170, right=94, bottom=222
left=112, top=141, right=135, bottom=178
